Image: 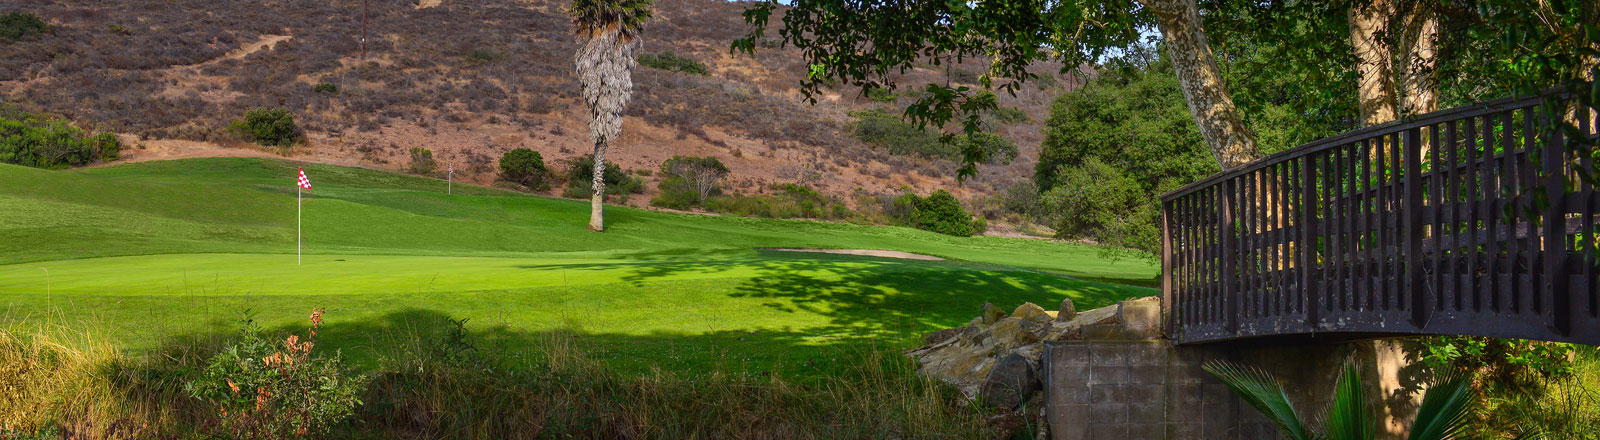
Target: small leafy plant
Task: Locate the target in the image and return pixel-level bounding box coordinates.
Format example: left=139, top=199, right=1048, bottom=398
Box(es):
left=228, top=108, right=303, bottom=147
left=187, top=309, right=365, bottom=439
left=1204, top=358, right=1475, bottom=440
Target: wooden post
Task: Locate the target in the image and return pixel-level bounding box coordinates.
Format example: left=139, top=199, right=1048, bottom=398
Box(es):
left=1162, top=200, right=1174, bottom=335
left=360, top=0, right=368, bottom=59
left=1543, top=108, right=1571, bottom=335
left=1221, top=179, right=1239, bottom=334
left=1301, top=155, right=1320, bottom=329
left=1405, top=127, right=1431, bottom=328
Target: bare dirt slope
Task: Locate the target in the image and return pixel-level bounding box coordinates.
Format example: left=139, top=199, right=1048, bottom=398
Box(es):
left=1, top=0, right=1079, bottom=210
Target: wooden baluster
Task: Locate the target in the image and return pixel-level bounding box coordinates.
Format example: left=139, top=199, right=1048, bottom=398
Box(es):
left=1544, top=103, right=1571, bottom=336
left=1407, top=127, right=1432, bottom=328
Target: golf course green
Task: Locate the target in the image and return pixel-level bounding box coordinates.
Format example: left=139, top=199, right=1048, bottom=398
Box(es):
left=0, top=158, right=1157, bottom=374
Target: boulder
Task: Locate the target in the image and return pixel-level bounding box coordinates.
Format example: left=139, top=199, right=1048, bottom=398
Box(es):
left=923, top=326, right=967, bottom=345
left=1011, top=302, right=1051, bottom=323
left=979, top=353, right=1041, bottom=409
left=1057, top=298, right=1077, bottom=322
left=981, top=302, right=1006, bottom=324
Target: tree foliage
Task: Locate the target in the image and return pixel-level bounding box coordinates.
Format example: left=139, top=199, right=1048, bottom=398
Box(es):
left=499, top=148, right=551, bottom=191
left=228, top=108, right=302, bottom=147
left=891, top=190, right=985, bottom=237
left=653, top=155, right=729, bottom=209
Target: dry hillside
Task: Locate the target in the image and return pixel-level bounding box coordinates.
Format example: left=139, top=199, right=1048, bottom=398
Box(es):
left=0, top=0, right=1079, bottom=208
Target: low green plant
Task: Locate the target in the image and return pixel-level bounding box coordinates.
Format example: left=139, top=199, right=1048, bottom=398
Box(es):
left=992, top=106, right=1029, bottom=123
left=0, top=108, right=122, bottom=168
left=1204, top=358, right=1476, bottom=440
left=105, top=23, right=131, bottom=36
left=865, top=86, right=896, bottom=103
left=562, top=154, right=643, bottom=201
left=407, top=147, right=436, bottom=174
left=652, top=155, right=729, bottom=209
left=0, top=11, right=48, bottom=41
left=227, top=108, right=303, bottom=147
left=891, top=190, right=985, bottom=237
left=706, top=184, right=849, bottom=220
left=312, top=82, right=338, bottom=94
left=499, top=147, right=550, bottom=190
left=186, top=309, right=365, bottom=439
left=464, top=48, right=506, bottom=63
left=849, top=108, right=1016, bottom=164
left=637, top=50, right=708, bottom=75
left=1042, top=158, right=1159, bottom=254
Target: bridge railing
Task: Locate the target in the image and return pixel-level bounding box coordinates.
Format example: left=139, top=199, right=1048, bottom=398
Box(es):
left=1160, top=91, right=1598, bottom=345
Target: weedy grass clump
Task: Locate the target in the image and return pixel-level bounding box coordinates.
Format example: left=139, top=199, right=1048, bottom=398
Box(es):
left=1, top=310, right=1000, bottom=439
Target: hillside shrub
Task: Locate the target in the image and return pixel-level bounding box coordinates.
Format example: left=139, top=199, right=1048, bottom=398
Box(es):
left=228, top=108, right=303, bottom=147
left=562, top=154, right=644, bottom=201
left=848, top=108, right=1016, bottom=164
left=186, top=310, right=365, bottom=439
left=498, top=148, right=550, bottom=190
left=312, top=82, right=338, bottom=94
left=105, top=23, right=131, bottom=36
left=893, top=190, right=985, bottom=237
left=464, top=48, right=506, bottom=64
left=637, top=51, right=707, bottom=75
left=865, top=87, right=896, bottom=103
left=408, top=147, right=436, bottom=174
left=0, top=11, right=48, bottom=41
left=706, top=184, right=848, bottom=220
left=652, top=155, right=730, bottom=209
left=0, top=108, right=122, bottom=168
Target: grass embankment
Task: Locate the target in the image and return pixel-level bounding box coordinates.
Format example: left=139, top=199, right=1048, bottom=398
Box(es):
left=0, top=157, right=1157, bottom=374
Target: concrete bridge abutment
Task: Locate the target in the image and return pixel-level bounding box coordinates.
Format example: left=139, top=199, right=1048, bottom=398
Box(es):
left=1042, top=301, right=1426, bottom=439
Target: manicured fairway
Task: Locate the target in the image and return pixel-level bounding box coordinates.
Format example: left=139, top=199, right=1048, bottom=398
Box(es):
left=0, top=158, right=1156, bottom=374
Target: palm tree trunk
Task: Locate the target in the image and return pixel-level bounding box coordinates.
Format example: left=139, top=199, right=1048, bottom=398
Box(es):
left=588, top=140, right=607, bottom=232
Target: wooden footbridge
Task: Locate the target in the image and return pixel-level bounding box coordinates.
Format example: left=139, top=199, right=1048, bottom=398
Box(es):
left=1161, top=91, right=1598, bottom=345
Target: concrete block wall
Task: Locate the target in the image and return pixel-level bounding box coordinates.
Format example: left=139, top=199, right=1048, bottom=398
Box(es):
left=1043, top=339, right=1423, bottom=440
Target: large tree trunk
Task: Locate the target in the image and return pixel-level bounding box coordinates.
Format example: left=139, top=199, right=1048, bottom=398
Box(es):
left=1142, top=0, right=1262, bottom=169
left=589, top=141, right=607, bottom=232
left=1397, top=2, right=1438, bottom=117
left=1350, top=0, right=1399, bottom=127
left=574, top=25, right=641, bottom=233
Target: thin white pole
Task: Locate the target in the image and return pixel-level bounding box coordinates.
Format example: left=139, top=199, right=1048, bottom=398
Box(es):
left=298, top=185, right=302, bottom=266
left=39, top=267, right=48, bottom=307
left=448, top=167, right=453, bottom=195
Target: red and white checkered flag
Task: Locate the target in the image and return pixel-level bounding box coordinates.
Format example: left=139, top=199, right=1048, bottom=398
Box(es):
left=296, top=168, right=312, bottom=190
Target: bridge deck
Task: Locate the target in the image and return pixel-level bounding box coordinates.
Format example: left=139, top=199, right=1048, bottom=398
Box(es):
left=1160, top=91, right=1599, bottom=345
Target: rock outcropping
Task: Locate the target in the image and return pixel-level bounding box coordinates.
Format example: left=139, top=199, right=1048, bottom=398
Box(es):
left=908, top=296, right=1163, bottom=409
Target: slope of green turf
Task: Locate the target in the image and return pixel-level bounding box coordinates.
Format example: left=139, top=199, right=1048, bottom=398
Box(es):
left=0, top=158, right=1157, bottom=373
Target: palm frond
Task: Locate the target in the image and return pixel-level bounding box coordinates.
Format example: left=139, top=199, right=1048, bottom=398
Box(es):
left=1406, top=373, right=1475, bottom=440
left=570, top=0, right=653, bottom=38
left=1203, top=360, right=1313, bottom=440
left=1323, top=359, right=1375, bottom=440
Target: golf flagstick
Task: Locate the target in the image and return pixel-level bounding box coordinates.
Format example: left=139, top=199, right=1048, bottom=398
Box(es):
left=296, top=168, right=313, bottom=265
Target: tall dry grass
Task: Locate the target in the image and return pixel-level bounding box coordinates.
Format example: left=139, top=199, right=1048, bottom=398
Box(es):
left=0, top=319, right=1002, bottom=439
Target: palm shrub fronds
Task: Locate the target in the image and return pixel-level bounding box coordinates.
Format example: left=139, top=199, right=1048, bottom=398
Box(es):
left=1203, top=358, right=1476, bottom=440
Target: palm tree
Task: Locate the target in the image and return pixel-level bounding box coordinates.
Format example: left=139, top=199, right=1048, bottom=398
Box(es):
left=570, top=0, right=651, bottom=232
left=1203, top=358, right=1476, bottom=440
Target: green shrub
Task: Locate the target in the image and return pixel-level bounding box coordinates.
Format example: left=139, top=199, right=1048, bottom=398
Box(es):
left=228, top=108, right=303, bottom=147
left=312, top=82, right=338, bottom=94
left=992, top=106, right=1029, bottom=123
left=0, top=11, right=48, bottom=41
left=408, top=147, right=436, bottom=174
left=637, top=51, right=708, bottom=75
left=848, top=108, right=1016, bottom=164
left=894, top=190, right=983, bottom=237
left=464, top=48, right=506, bottom=63
left=499, top=148, right=550, bottom=190
left=705, top=184, right=847, bottom=220
left=865, top=87, right=896, bottom=103
left=652, top=155, right=730, bottom=209
left=0, top=108, right=122, bottom=169
left=1041, top=158, right=1158, bottom=253
left=186, top=310, right=365, bottom=439
left=563, top=154, right=643, bottom=201
left=105, top=23, right=131, bottom=36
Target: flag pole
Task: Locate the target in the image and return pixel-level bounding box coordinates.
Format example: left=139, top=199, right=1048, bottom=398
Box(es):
left=448, top=164, right=453, bottom=195
left=297, top=184, right=302, bottom=266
